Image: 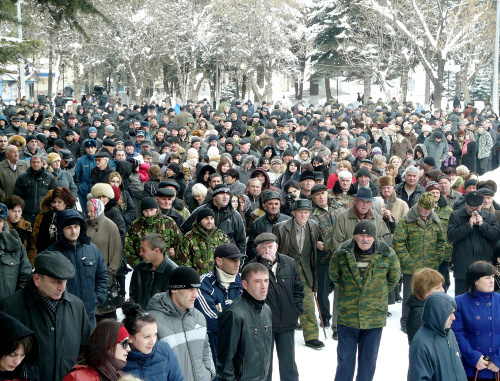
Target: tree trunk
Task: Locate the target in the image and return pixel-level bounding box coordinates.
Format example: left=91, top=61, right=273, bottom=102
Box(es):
left=48, top=49, right=53, bottom=97
left=241, top=74, right=247, bottom=100
left=363, top=74, right=371, bottom=105
left=462, top=69, right=471, bottom=104
left=432, top=58, right=446, bottom=109
left=325, top=77, right=332, bottom=101
left=425, top=72, right=430, bottom=107
left=73, top=57, right=81, bottom=101
left=400, top=65, right=409, bottom=104
left=455, top=71, right=461, bottom=100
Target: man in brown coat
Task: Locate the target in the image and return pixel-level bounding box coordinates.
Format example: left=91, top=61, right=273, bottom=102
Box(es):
left=0, top=144, right=29, bottom=199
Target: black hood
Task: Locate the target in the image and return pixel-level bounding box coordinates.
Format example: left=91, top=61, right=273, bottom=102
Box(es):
left=0, top=311, right=39, bottom=365
left=195, top=163, right=216, bottom=185
left=57, top=209, right=90, bottom=245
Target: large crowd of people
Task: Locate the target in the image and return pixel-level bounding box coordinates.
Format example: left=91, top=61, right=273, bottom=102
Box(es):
left=0, top=91, right=500, bottom=381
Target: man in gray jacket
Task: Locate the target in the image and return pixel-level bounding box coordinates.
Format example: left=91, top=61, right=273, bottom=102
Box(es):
left=148, top=266, right=215, bottom=381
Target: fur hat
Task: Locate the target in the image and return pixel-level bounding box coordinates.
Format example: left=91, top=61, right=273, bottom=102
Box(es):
left=8, top=135, right=26, bottom=150
left=192, top=183, right=208, bottom=197
left=377, top=176, right=395, bottom=188
left=91, top=183, right=114, bottom=199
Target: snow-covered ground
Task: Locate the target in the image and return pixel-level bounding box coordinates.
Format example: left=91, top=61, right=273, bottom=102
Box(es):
left=278, top=285, right=457, bottom=381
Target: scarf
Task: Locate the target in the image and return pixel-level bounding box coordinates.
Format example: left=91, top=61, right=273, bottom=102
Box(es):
left=89, top=198, right=105, bottom=218
left=462, top=140, right=469, bottom=156
left=36, top=286, right=62, bottom=326
left=354, top=205, right=370, bottom=221
left=216, top=267, right=237, bottom=289
left=444, top=142, right=457, bottom=167
left=95, top=355, right=126, bottom=381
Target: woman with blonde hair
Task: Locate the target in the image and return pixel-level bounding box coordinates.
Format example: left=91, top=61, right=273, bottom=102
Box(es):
left=406, top=268, right=444, bottom=343
left=108, top=172, right=136, bottom=230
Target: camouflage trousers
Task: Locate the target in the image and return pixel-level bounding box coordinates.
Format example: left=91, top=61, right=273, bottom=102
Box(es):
left=299, top=266, right=319, bottom=342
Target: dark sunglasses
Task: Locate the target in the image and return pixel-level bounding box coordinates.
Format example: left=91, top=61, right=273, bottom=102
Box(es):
left=120, top=338, right=130, bottom=349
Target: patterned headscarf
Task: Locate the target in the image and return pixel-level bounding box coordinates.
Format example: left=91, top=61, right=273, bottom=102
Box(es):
left=88, top=198, right=105, bottom=218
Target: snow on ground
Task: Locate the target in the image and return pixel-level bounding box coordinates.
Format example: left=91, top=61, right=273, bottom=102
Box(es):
left=279, top=281, right=456, bottom=381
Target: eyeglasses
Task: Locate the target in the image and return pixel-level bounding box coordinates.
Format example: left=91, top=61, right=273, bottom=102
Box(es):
left=120, top=338, right=130, bottom=349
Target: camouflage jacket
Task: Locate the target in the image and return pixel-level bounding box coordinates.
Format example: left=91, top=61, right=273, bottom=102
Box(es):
left=435, top=201, right=453, bottom=261
left=311, top=197, right=344, bottom=263
left=332, top=192, right=353, bottom=210
left=184, top=221, right=229, bottom=274
left=329, top=237, right=400, bottom=329
left=392, top=204, right=446, bottom=275
left=124, top=213, right=188, bottom=267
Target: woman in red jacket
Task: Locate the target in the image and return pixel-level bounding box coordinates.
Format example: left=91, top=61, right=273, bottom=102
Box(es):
left=63, top=320, right=130, bottom=381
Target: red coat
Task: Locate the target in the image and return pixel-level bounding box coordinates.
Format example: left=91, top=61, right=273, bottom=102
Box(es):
left=63, top=366, right=101, bottom=381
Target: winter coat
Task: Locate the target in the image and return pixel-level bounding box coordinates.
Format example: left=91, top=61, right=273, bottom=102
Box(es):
left=390, top=137, right=413, bottom=161
left=122, top=341, right=184, bottom=381
left=0, top=278, right=91, bottom=381
left=216, top=291, right=272, bottom=381
left=311, top=199, right=344, bottom=263
left=384, top=191, right=409, bottom=222
left=0, top=158, right=29, bottom=199
left=90, top=164, right=113, bottom=185
left=129, top=256, right=178, bottom=309
left=184, top=164, right=215, bottom=206
left=330, top=237, right=400, bottom=329
left=62, top=366, right=101, bottom=381
left=393, top=204, right=446, bottom=275
left=184, top=221, right=229, bottom=273
left=477, top=130, right=494, bottom=159
left=47, top=210, right=109, bottom=319
left=52, top=168, right=78, bottom=198
left=448, top=208, right=500, bottom=279
left=0, top=231, right=31, bottom=303
left=194, top=266, right=243, bottom=364
left=246, top=212, right=291, bottom=262
left=454, top=291, right=500, bottom=379
left=461, top=140, right=477, bottom=171
left=181, top=202, right=246, bottom=255
left=0, top=311, right=40, bottom=381
left=18, top=146, right=46, bottom=161
left=227, top=180, right=246, bottom=195
left=125, top=213, right=186, bottom=267
left=408, top=292, right=467, bottom=381
left=104, top=200, right=127, bottom=244
left=273, top=218, right=320, bottom=291
left=238, top=155, right=257, bottom=185
left=424, top=132, right=448, bottom=164
left=14, top=167, right=58, bottom=222
left=33, top=192, right=63, bottom=252
left=406, top=294, right=424, bottom=343
left=7, top=217, right=37, bottom=267
left=394, top=182, right=426, bottom=208
left=147, top=292, right=215, bottom=381
left=251, top=253, right=304, bottom=332
left=75, top=153, right=96, bottom=199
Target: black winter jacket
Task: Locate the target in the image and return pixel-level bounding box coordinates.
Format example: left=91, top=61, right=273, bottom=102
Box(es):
left=216, top=291, right=272, bottom=381
left=251, top=254, right=303, bottom=332
left=0, top=278, right=91, bottom=381
left=246, top=213, right=290, bottom=261
left=129, top=257, right=178, bottom=309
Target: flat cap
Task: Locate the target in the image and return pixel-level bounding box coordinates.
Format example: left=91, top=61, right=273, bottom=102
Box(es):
left=465, top=191, right=484, bottom=207
left=262, top=190, right=281, bottom=202
left=156, top=188, right=175, bottom=197
left=254, top=232, right=278, bottom=245
left=311, top=184, right=327, bottom=195
left=214, top=243, right=246, bottom=259
left=292, top=199, right=312, bottom=211
left=35, top=250, right=75, bottom=280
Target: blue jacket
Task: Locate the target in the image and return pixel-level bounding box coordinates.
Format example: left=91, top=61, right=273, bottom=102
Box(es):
left=194, top=267, right=242, bottom=364
left=47, top=210, right=108, bottom=319
left=123, top=341, right=184, bottom=381
left=408, top=292, right=467, bottom=381
left=75, top=153, right=96, bottom=197
left=454, top=291, right=500, bottom=379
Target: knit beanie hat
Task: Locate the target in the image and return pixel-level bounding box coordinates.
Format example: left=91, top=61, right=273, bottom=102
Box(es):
left=197, top=208, right=215, bottom=224
left=141, top=197, right=158, bottom=212
left=353, top=220, right=376, bottom=237
left=169, top=267, right=201, bottom=289
left=192, top=183, right=208, bottom=197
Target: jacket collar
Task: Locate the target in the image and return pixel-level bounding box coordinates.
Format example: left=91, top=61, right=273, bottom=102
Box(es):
left=405, top=203, right=440, bottom=224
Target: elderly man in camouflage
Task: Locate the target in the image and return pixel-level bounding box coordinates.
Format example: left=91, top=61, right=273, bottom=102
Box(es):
left=184, top=208, right=229, bottom=274
left=310, top=184, right=343, bottom=330
left=392, top=192, right=446, bottom=333
left=330, top=219, right=400, bottom=381
left=125, top=197, right=188, bottom=267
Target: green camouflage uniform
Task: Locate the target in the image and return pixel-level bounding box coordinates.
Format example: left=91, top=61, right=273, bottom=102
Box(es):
left=392, top=205, right=446, bottom=274
left=329, top=238, right=400, bottom=329
left=312, top=197, right=344, bottom=264
left=332, top=192, right=353, bottom=211
left=435, top=203, right=453, bottom=261
left=184, top=221, right=229, bottom=274
left=125, top=213, right=188, bottom=267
